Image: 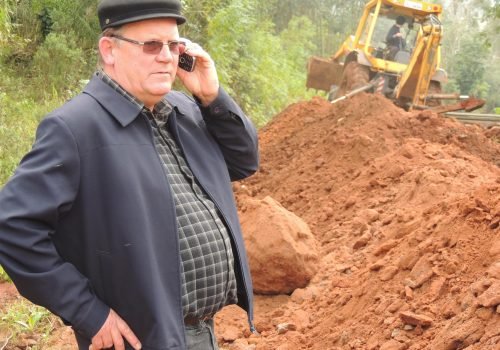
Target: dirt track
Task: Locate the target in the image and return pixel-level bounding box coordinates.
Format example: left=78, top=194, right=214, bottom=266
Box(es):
left=0, top=94, right=499, bottom=349
left=216, top=94, right=500, bottom=350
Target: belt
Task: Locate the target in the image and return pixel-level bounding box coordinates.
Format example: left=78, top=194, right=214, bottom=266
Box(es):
left=184, top=314, right=213, bottom=326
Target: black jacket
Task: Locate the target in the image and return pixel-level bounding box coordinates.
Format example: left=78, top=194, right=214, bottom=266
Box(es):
left=386, top=24, right=405, bottom=49
left=0, top=76, right=258, bottom=349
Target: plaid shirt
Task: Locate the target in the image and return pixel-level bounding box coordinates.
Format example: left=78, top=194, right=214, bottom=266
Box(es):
left=96, top=71, right=238, bottom=320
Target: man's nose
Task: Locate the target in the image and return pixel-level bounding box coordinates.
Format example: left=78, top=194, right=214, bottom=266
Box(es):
left=156, top=44, right=173, bottom=62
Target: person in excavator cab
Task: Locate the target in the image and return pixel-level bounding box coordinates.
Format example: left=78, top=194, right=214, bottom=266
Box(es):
left=385, top=15, right=407, bottom=61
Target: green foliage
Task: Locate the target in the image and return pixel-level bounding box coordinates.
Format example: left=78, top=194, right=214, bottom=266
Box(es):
left=0, top=1, right=41, bottom=66
left=207, top=0, right=317, bottom=125
left=34, top=0, right=99, bottom=51
left=0, top=1, right=12, bottom=43
left=0, top=265, right=12, bottom=282
left=440, top=0, right=499, bottom=112
left=31, top=32, right=89, bottom=100
left=181, top=0, right=233, bottom=45
left=0, top=89, right=60, bottom=186
left=0, top=297, right=58, bottom=345
left=450, top=35, right=490, bottom=97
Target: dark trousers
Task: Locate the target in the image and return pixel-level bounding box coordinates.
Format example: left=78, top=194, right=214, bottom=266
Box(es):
left=74, top=320, right=219, bottom=350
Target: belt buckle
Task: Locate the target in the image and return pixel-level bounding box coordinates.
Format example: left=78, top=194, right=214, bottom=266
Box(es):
left=184, top=314, right=212, bottom=326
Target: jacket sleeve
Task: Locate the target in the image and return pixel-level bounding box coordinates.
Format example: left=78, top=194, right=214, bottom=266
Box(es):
left=198, top=87, right=259, bottom=181
left=0, top=115, right=110, bottom=339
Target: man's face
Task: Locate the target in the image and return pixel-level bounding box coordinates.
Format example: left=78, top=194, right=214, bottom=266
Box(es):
left=109, top=18, right=180, bottom=108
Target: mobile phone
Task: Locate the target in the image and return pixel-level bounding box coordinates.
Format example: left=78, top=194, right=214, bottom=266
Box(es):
left=179, top=53, right=196, bottom=72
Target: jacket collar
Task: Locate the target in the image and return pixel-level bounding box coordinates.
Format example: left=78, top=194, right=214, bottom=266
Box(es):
left=83, top=75, right=143, bottom=127
left=83, top=74, right=187, bottom=127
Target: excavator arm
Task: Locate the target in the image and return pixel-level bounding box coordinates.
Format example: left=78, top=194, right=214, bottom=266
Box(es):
left=394, top=15, right=442, bottom=107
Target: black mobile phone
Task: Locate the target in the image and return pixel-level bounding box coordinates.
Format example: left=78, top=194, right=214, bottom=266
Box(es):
left=178, top=53, right=196, bottom=72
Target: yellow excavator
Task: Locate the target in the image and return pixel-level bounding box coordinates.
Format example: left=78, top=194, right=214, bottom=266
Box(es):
left=306, top=0, right=483, bottom=112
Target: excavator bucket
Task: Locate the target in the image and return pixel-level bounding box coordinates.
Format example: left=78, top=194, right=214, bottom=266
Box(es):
left=306, top=56, right=344, bottom=92
left=430, top=98, right=486, bottom=114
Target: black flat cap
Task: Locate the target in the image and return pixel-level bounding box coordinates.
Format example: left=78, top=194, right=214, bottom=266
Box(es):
left=98, top=0, right=186, bottom=30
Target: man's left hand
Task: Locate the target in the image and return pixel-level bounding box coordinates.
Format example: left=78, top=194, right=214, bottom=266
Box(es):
left=176, top=41, right=219, bottom=106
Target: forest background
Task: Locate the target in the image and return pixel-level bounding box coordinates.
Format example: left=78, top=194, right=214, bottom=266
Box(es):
left=0, top=0, right=499, bottom=187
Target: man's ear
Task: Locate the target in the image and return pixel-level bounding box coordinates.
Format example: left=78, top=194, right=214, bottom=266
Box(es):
left=99, top=37, right=116, bottom=65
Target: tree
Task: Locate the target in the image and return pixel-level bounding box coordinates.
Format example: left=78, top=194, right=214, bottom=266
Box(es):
left=206, top=0, right=317, bottom=125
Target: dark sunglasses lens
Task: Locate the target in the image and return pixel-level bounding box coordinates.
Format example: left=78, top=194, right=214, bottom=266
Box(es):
left=143, top=41, right=164, bottom=54
left=177, top=42, right=187, bottom=55
left=168, top=41, right=184, bottom=55
left=142, top=40, right=186, bottom=55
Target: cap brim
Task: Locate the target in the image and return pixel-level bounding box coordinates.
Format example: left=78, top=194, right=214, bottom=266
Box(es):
left=102, top=13, right=186, bottom=29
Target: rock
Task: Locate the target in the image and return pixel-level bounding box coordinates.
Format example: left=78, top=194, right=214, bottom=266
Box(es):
left=353, top=233, right=371, bottom=249
left=357, top=208, right=380, bottom=224
left=276, top=323, right=297, bottom=335
left=290, top=286, right=318, bottom=304
left=397, top=252, right=419, bottom=270
left=486, top=261, right=500, bottom=279
left=379, top=339, right=406, bottom=350
left=387, top=300, right=404, bottom=313
left=489, top=239, right=500, bottom=256
left=428, top=276, right=447, bottom=301
left=399, top=311, right=433, bottom=327
left=409, top=256, right=434, bottom=287
left=476, top=281, right=500, bottom=307
left=220, top=325, right=243, bottom=342
left=239, top=196, right=319, bottom=294
left=350, top=217, right=369, bottom=235
left=370, top=259, right=385, bottom=271
left=429, top=317, right=485, bottom=349
left=470, top=279, right=493, bottom=297
left=289, top=309, right=311, bottom=330
left=404, top=286, right=413, bottom=300
left=276, top=344, right=297, bottom=350
left=373, top=239, right=398, bottom=256
left=475, top=307, right=493, bottom=320
left=379, top=265, right=399, bottom=281
left=228, top=339, right=255, bottom=350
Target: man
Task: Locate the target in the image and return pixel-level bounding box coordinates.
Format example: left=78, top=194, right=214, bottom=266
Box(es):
left=385, top=15, right=406, bottom=61
left=0, top=0, right=258, bottom=349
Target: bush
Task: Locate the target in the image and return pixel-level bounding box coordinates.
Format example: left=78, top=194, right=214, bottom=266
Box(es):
left=0, top=91, right=61, bottom=186
left=31, top=32, right=89, bottom=100
left=207, top=1, right=317, bottom=126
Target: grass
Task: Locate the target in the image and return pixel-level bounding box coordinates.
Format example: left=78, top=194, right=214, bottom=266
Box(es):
left=0, top=84, right=65, bottom=187
left=0, top=265, right=11, bottom=282
left=0, top=297, right=60, bottom=349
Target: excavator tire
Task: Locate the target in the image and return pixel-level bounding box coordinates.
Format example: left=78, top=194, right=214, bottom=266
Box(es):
left=426, top=81, right=442, bottom=107
left=335, top=61, right=370, bottom=98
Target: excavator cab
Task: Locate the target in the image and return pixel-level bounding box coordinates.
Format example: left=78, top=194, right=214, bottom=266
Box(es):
left=306, top=0, right=447, bottom=109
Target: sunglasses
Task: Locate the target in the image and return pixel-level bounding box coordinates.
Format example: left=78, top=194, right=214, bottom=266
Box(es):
left=110, top=34, right=187, bottom=55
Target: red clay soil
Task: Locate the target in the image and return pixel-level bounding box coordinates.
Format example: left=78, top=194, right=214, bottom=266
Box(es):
left=215, top=94, right=500, bottom=350
left=1, top=94, right=499, bottom=349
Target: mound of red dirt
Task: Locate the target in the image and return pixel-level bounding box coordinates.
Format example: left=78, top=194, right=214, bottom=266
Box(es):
left=216, top=94, right=500, bottom=350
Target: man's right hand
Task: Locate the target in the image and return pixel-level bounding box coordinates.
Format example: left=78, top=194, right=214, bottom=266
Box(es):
left=89, top=309, right=142, bottom=350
